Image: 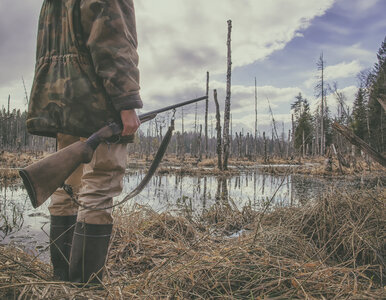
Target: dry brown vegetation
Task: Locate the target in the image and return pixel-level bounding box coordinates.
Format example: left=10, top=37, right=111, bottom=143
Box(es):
left=0, top=168, right=19, bottom=185
left=0, top=187, right=384, bottom=299
left=259, top=156, right=385, bottom=178
left=0, top=151, right=383, bottom=181
left=0, top=151, right=47, bottom=184
left=0, top=151, right=46, bottom=168
left=134, top=154, right=385, bottom=178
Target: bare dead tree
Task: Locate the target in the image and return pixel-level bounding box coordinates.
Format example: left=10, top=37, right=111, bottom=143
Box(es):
left=266, top=97, right=282, bottom=155
left=246, top=132, right=250, bottom=159
left=230, top=113, right=233, bottom=157
left=316, top=53, right=326, bottom=155
left=197, top=124, right=202, bottom=162
left=205, top=71, right=209, bottom=157
left=263, top=131, right=267, bottom=163
left=254, top=77, right=258, bottom=157
left=377, top=98, right=386, bottom=112
left=223, top=19, right=232, bottom=170
left=194, top=103, right=198, bottom=134
left=154, top=118, right=160, bottom=142
left=291, top=114, right=295, bottom=155
left=214, top=89, right=223, bottom=170
left=333, top=121, right=386, bottom=167
left=22, top=76, right=29, bottom=106
left=146, top=122, right=151, bottom=160
left=181, top=107, right=185, bottom=161
left=287, top=129, right=291, bottom=158
left=235, top=132, right=241, bottom=158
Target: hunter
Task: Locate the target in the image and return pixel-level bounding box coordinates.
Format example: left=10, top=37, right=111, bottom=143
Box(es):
left=27, top=0, right=142, bottom=283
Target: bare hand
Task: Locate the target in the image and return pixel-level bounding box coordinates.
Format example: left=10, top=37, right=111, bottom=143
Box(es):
left=120, top=109, right=140, bottom=136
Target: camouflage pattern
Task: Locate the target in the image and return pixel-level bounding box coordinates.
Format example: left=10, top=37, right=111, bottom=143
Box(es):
left=27, top=0, right=142, bottom=140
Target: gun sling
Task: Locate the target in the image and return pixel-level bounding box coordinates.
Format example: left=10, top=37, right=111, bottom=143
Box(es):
left=63, top=119, right=175, bottom=210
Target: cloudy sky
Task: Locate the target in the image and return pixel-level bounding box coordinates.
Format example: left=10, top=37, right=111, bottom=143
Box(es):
left=0, top=0, right=385, bottom=135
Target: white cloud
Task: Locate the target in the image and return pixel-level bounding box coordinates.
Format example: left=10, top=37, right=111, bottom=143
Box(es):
left=203, top=81, right=301, bottom=113
left=137, top=0, right=335, bottom=69
left=0, top=0, right=40, bottom=86
left=205, top=82, right=302, bottom=133
left=336, top=0, right=380, bottom=15
left=1, top=0, right=336, bottom=117
left=305, top=84, right=358, bottom=118
left=339, top=44, right=375, bottom=63
left=0, top=78, right=31, bottom=111
left=325, top=60, right=363, bottom=80
left=136, top=0, right=335, bottom=108
left=304, top=60, right=363, bottom=89
left=337, top=85, right=358, bottom=108
left=355, top=0, right=380, bottom=11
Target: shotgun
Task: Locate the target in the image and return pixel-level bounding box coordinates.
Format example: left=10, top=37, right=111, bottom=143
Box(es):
left=19, top=95, right=208, bottom=209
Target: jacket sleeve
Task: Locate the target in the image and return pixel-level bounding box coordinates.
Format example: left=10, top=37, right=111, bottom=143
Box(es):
left=80, top=0, right=143, bottom=111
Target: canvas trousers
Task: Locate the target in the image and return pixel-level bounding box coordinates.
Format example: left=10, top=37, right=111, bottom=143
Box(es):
left=48, top=134, right=127, bottom=224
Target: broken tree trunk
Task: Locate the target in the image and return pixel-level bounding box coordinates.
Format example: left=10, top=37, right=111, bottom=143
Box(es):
left=222, top=19, right=232, bottom=170
left=181, top=108, right=185, bottom=162
left=263, top=131, right=267, bottom=163
left=254, top=77, right=258, bottom=158
left=197, top=124, right=202, bottom=162
left=332, top=121, right=386, bottom=167
left=331, top=144, right=344, bottom=174
left=377, top=98, right=386, bottom=112
left=205, top=71, right=209, bottom=157
left=214, top=89, right=223, bottom=170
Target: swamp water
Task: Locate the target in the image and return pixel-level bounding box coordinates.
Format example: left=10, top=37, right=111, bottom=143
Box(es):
left=0, top=167, right=378, bottom=262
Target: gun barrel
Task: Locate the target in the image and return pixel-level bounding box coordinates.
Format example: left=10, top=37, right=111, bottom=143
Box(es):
left=138, top=95, right=207, bottom=123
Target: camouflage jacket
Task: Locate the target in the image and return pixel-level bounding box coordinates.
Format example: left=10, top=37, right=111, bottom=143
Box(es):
left=27, top=0, right=142, bottom=140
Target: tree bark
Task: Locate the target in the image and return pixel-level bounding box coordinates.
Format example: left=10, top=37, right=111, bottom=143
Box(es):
left=205, top=71, right=209, bottom=157
left=332, top=121, right=386, bottom=167
left=223, top=20, right=232, bottom=170
left=197, top=124, right=202, bottom=162
left=377, top=98, right=386, bottom=112
left=254, top=77, right=258, bottom=158
left=214, top=89, right=223, bottom=170
left=263, top=131, right=267, bottom=163
left=181, top=108, right=185, bottom=161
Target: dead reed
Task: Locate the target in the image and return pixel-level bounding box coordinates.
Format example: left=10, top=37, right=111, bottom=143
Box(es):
left=0, top=168, right=19, bottom=184
left=0, top=187, right=384, bottom=299
left=0, top=151, right=47, bottom=184
left=0, top=151, right=45, bottom=168
left=260, top=156, right=385, bottom=177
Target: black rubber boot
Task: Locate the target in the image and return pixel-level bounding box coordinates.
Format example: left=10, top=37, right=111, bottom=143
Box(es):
left=69, top=222, right=113, bottom=284
left=50, top=215, right=77, bottom=281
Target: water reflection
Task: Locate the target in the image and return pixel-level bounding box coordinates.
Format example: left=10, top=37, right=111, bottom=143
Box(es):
left=0, top=183, right=50, bottom=260
left=1, top=169, right=380, bottom=260
left=0, top=184, right=26, bottom=239
left=119, top=170, right=338, bottom=216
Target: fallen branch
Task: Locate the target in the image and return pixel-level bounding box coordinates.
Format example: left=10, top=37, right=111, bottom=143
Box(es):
left=332, top=121, right=386, bottom=167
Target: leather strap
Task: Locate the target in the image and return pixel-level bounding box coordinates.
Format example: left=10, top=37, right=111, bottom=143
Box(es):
left=64, top=119, right=175, bottom=210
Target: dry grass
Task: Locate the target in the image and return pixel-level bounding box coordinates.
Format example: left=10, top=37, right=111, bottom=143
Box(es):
left=0, top=151, right=47, bottom=184
left=0, top=168, right=19, bottom=184
left=0, top=151, right=46, bottom=168
left=0, top=187, right=385, bottom=299
left=260, top=156, right=385, bottom=178
left=157, top=166, right=239, bottom=176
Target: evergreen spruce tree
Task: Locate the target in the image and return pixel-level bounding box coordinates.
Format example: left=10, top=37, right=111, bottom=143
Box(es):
left=368, top=37, right=386, bottom=152
left=291, top=93, right=313, bottom=155
left=351, top=87, right=368, bottom=140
